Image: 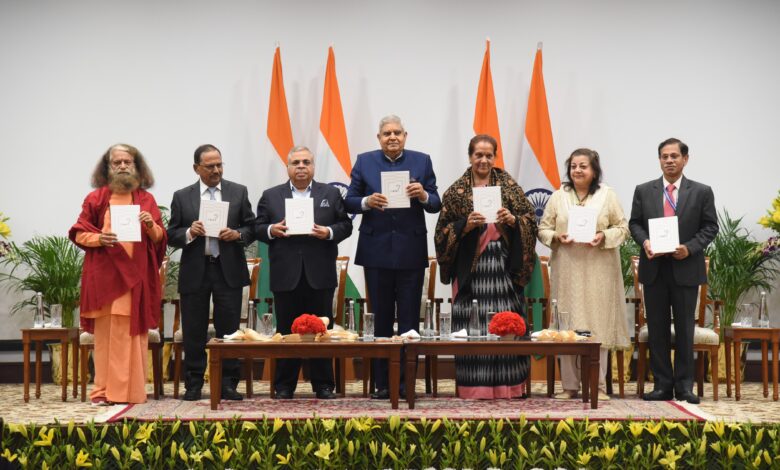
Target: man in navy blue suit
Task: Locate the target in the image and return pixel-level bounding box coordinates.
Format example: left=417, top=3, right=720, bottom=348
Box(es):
left=345, top=115, right=441, bottom=399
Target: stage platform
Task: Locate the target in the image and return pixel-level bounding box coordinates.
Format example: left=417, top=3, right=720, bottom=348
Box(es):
left=3, top=380, right=777, bottom=425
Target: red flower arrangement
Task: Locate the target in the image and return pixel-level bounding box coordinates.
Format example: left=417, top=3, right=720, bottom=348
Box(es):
left=488, top=311, right=527, bottom=337
left=291, top=314, right=327, bottom=335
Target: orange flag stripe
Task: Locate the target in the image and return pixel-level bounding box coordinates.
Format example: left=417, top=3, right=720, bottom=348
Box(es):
left=267, top=46, right=294, bottom=163
left=473, top=39, right=504, bottom=169
left=319, top=47, right=352, bottom=176
left=525, top=49, right=560, bottom=189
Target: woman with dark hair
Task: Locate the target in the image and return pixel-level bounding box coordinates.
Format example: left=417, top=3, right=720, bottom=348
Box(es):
left=435, top=134, right=537, bottom=399
left=538, top=148, right=630, bottom=400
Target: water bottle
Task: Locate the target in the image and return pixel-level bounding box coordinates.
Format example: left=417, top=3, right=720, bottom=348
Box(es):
left=468, top=299, right=481, bottom=337
left=423, top=299, right=434, bottom=337
left=347, top=299, right=356, bottom=333
left=247, top=300, right=256, bottom=330
left=550, top=298, right=560, bottom=331
left=33, top=292, right=44, bottom=328
left=758, top=291, right=770, bottom=328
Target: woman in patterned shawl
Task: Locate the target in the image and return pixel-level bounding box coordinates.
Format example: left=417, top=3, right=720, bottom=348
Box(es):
left=435, top=134, right=537, bottom=399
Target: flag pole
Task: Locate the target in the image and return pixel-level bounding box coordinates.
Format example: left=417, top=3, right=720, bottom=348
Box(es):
left=537, top=41, right=543, bottom=50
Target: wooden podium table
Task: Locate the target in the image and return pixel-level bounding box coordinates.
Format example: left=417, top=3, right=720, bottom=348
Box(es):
left=21, top=327, right=79, bottom=402
left=724, top=326, right=779, bottom=401
left=403, top=338, right=602, bottom=409
left=207, top=339, right=404, bottom=410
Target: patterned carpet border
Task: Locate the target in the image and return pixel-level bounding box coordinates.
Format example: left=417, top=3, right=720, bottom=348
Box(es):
left=106, top=395, right=706, bottom=423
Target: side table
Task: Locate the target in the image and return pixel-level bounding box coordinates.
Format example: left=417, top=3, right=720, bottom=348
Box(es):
left=21, top=327, right=80, bottom=402
left=724, top=326, right=779, bottom=401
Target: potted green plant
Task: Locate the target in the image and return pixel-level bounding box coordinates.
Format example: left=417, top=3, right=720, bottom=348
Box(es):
left=706, top=210, right=780, bottom=380
left=707, top=210, right=780, bottom=333
left=619, top=238, right=640, bottom=294
left=0, top=235, right=84, bottom=384
left=0, top=235, right=83, bottom=327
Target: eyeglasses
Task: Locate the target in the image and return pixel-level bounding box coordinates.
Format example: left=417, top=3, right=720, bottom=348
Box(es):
left=110, top=159, right=135, bottom=168
left=288, top=159, right=312, bottom=167
left=198, top=163, right=224, bottom=171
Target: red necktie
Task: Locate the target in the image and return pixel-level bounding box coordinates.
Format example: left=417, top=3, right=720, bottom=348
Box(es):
left=664, top=184, right=676, bottom=217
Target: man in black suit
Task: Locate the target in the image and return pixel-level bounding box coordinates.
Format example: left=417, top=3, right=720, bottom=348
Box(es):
left=255, top=146, right=353, bottom=399
left=167, top=144, right=256, bottom=401
left=629, top=137, right=718, bottom=404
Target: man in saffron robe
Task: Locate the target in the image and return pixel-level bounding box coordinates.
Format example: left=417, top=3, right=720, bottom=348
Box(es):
left=69, top=144, right=166, bottom=405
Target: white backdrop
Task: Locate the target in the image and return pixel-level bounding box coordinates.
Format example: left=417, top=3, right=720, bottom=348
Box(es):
left=2, top=0, right=779, bottom=339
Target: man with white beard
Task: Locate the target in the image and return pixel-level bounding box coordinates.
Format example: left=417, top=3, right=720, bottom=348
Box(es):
left=69, top=144, right=167, bottom=405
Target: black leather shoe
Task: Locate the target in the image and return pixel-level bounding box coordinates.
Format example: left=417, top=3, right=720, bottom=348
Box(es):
left=675, top=390, right=701, bottom=404
left=182, top=389, right=201, bottom=401
left=370, top=388, right=390, bottom=400
left=221, top=388, right=244, bottom=401
left=316, top=389, right=338, bottom=399
left=643, top=389, right=673, bottom=401
left=275, top=390, right=294, bottom=400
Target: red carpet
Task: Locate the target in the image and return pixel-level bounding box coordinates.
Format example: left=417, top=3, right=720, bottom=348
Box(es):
left=106, top=395, right=707, bottom=422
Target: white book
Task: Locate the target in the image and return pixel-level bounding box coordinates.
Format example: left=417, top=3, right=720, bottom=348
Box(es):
left=199, top=199, right=229, bottom=238
left=285, top=198, right=314, bottom=235
left=567, top=206, right=598, bottom=243
left=472, top=186, right=502, bottom=223
left=110, top=205, right=141, bottom=242
left=649, top=216, right=680, bottom=254
left=381, top=171, right=410, bottom=208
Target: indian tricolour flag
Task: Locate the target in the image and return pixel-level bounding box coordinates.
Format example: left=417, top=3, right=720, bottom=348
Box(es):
left=473, top=39, right=504, bottom=169
left=315, top=46, right=364, bottom=308
left=515, top=43, right=561, bottom=330
left=259, top=45, right=295, bottom=304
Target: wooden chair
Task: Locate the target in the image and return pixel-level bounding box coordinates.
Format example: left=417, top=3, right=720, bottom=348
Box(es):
left=319, top=256, right=350, bottom=395
left=525, top=255, right=553, bottom=395
left=531, top=255, right=629, bottom=398
left=420, top=257, right=439, bottom=395
left=633, top=256, right=721, bottom=400
left=79, top=257, right=167, bottom=401
left=170, top=257, right=262, bottom=398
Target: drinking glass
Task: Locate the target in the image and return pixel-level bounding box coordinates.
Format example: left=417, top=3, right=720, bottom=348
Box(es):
left=738, top=303, right=756, bottom=327
left=439, top=312, right=452, bottom=339
left=486, top=311, right=497, bottom=339
left=260, top=313, right=275, bottom=336
left=558, top=311, right=570, bottom=331
left=363, top=312, right=375, bottom=341
left=50, top=304, right=62, bottom=328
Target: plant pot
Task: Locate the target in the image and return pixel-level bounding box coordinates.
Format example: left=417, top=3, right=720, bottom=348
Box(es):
left=49, top=343, right=79, bottom=385
left=499, top=334, right=517, bottom=341
left=610, top=344, right=634, bottom=384
left=712, top=342, right=747, bottom=383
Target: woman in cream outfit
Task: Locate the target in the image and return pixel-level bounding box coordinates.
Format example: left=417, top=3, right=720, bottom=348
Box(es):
left=538, top=148, right=630, bottom=400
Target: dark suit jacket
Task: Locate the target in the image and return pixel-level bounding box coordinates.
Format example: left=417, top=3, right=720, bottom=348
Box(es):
left=344, top=149, right=441, bottom=270
left=167, top=179, right=256, bottom=294
left=629, top=176, right=718, bottom=286
left=255, top=180, right=352, bottom=292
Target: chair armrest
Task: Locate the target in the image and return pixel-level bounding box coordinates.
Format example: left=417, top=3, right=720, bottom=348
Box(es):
left=710, top=299, right=723, bottom=333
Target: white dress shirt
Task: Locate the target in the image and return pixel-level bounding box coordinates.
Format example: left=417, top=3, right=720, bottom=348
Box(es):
left=186, top=181, right=222, bottom=256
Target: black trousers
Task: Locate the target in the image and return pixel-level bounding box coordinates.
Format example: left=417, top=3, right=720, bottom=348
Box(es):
left=643, top=258, right=699, bottom=394
left=180, top=260, right=242, bottom=391
left=273, top=274, right=335, bottom=393
left=364, top=267, right=423, bottom=392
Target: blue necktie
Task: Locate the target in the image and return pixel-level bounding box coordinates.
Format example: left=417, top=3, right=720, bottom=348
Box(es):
left=207, top=187, right=220, bottom=257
